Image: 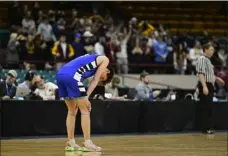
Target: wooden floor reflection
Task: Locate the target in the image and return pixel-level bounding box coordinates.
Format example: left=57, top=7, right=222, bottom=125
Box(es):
left=1, top=132, right=227, bottom=156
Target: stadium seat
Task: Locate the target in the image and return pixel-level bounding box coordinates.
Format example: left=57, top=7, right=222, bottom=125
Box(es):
left=118, top=1, right=226, bottom=35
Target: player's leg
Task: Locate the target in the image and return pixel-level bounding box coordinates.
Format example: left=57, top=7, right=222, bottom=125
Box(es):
left=77, top=98, right=91, bottom=140
left=65, top=78, right=101, bottom=152
left=56, top=74, right=80, bottom=151
left=65, top=99, right=80, bottom=150
left=77, top=97, right=101, bottom=152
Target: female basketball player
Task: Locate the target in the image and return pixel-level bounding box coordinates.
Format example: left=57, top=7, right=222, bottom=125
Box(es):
left=56, top=54, right=114, bottom=152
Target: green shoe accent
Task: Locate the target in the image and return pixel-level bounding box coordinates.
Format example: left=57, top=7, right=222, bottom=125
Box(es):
left=77, top=147, right=83, bottom=151
left=65, top=146, right=75, bottom=152
left=79, top=147, right=90, bottom=152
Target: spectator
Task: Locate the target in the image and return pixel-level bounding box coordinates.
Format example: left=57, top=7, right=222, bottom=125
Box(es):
left=105, top=76, right=126, bottom=100
left=94, top=37, right=105, bottom=55
left=145, top=32, right=156, bottom=55
left=37, top=15, right=56, bottom=67
left=56, top=11, right=66, bottom=36
left=36, top=10, right=44, bottom=25
left=37, top=15, right=56, bottom=43
left=69, top=9, right=80, bottom=35
left=22, top=11, right=36, bottom=34
left=34, top=34, right=49, bottom=70
left=52, top=33, right=74, bottom=70
left=209, top=40, right=223, bottom=67
left=116, top=26, right=132, bottom=74
left=34, top=75, right=58, bottom=100
left=17, top=27, right=27, bottom=60
left=188, top=41, right=203, bottom=74
left=132, top=36, right=143, bottom=56
left=86, top=19, right=93, bottom=33
left=131, top=36, right=144, bottom=73
left=18, top=71, right=35, bottom=91
left=25, top=34, right=36, bottom=61
left=217, top=47, right=227, bottom=67
left=72, top=33, right=85, bottom=58
left=6, top=33, right=20, bottom=69
left=153, top=36, right=168, bottom=73
left=173, top=43, right=188, bottom=75
left=104, top=36, right=114, bottom=63
left=134, top=71, right=154, bottom=101
left=138, top=20, right=155, bottom=37
left=0, top=70, right=17, bottom=100
left=78, top=17, right=86, bottom=34
left=129, top=17, right=138, bottom=35
left=153, top=36, right=168, bottom=63
left=83, top=31, right=94, bottom=54
left=104, top=11, right=113, bottom=29
left=165, top=36, right=175, bottom=70
left=216, top=67, right=228, bottom=93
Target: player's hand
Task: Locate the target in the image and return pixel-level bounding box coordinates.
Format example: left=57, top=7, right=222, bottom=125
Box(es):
left=203, top=86, right=209, bottom=95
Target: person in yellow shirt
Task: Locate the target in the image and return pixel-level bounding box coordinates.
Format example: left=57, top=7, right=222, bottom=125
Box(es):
left=138, top=20, right=155, bottom=37
left=52, top=34, right=75, bottom=70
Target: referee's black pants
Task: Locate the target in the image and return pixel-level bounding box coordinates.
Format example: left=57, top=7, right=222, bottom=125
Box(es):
left=197, top=82, right=214, bottom=132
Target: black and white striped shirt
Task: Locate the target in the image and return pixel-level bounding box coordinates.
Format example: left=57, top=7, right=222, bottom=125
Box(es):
left=195, top=55, right=215, bottom=83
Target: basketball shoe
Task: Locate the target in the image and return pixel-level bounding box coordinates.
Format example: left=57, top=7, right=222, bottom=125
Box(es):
left=83, top=140, right=102, bottom=152
left=65, top=140, right=81, bottom=152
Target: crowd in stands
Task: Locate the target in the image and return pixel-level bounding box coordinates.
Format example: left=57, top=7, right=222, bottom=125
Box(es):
left=3, top=2, right=228, bottom=75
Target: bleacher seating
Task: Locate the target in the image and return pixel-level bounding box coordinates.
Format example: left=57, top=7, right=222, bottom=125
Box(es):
left=0, top=2, right=8, bottom=29
left=116, top=1, right=228, bottom=35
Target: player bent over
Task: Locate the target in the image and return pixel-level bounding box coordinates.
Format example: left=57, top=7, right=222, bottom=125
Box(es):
left=56, top=54, right=114, bottom=152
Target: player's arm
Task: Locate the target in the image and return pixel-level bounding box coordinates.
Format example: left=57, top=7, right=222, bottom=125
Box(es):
left=87, top=56, right=109, bottom=97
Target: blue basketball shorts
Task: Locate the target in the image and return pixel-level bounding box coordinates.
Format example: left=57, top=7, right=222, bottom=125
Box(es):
left=56, top=74, right=87, bottom=99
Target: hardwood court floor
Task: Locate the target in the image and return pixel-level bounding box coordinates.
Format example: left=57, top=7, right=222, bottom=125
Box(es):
left=1, top=132, right=227, bottom=156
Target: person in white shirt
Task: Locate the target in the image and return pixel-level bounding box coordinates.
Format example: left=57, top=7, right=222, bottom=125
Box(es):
left=34, top=75, right=58, bottom=100
left=94, top=37, right=105, bottom=56
left=22, top=11, right=36, bottom=34
left=116, top=26, right=132, bottom=74
left=37, top=16, right=56, bottom=42
left=188, top=41, right=203, bottom=74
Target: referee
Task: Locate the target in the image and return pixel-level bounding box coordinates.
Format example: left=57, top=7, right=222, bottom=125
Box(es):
left=195, top=43, right=225, bottom=134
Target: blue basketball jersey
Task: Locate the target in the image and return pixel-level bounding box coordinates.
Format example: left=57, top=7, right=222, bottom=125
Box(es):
left=57, top=54, right=99, bottom=81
